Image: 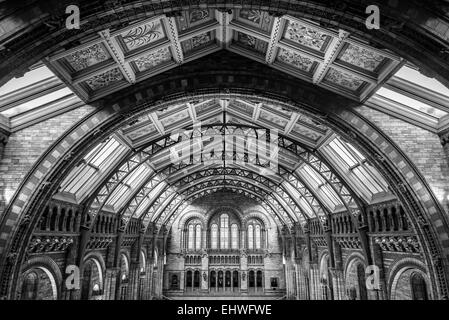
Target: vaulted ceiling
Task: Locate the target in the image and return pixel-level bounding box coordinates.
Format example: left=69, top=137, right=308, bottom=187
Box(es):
left=3, top=7, right=449, bottom=232
left=44, top=9, right=402, bottom=103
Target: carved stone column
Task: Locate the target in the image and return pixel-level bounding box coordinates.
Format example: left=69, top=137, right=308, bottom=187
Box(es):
left=240, top=252, right=248, bottom=294
left=329, top=268, right=345, bottom=300
left=103, top=268, right=119, bottom=300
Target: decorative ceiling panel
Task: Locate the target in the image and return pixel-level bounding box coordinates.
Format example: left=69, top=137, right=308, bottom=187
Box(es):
left=296, top=114, right=329, bottom=132
left=44, top=10, right=401, bottom=103
left=323, top=67, right=366, bottom=92
left=229, top=100, right=254, bottom=117
left=283, top=20, right=333, bottom=53
left=65, top=43, right=111, bottom=72
left=276, top=48, right=316, bottom=73
left=181, top=31, right=216, bottom=55
left=234, top=31, right=268, bottom=55
left=195, top=100, right=220, bottom=116
left=131, top=47, right=172, bottom=72
left=85, top=68, right=124, bottom=91
left=258, top=109, right=289, bottom=129
left=121, top=114, right=152, bottom=131
left=156, top=104, right=186, bottom=117
left=118, top=20, right=166, bottom=52
left=126, top=124, right=158, bottom=140
left=236, top=9, right=274, bottom=32
left=160, top=109, right=190, bottom=128
left=291, top=124, right=323, bottom=142
left=337, top=43, right=388, bottom=73
left=176, top=9, right=215, bottom=32
left=264, top=104, right=293, bottom=118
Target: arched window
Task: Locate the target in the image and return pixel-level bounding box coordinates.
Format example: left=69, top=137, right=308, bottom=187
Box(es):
left=247, top=219, right=264, bottom=250
left=195, top=224, right=202, bottom=250
left=188, top=224, right=194, bottom=250
left=21, top=272, right=38, bottom=300
left=211, top=224, right=218, bottom=249
left=220, top=214, right=229, bottom=249
left=231, top=224, right=238, bottom=249
left=248, top=225, right=254, bottom=249
left=255, top=225, right=261, bottom=249
left=411, top=273, right=428, bottom=300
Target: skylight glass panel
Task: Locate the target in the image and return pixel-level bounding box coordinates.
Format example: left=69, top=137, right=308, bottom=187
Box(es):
left=322, top=136, right=388, bottom=202
left=328, top=139, right=358, bottom=166
left=1, top=88, right=74, bottom=117
left=376, top=87, right=447, bottom=118
left=59, top=137, right=127, bottom=202
left=298, top=196, right=315, bottom=217
left=395, top=65, right=449, bottom=97
left=147, top=180, right=167, bottom=199
left=0, top=65, right=55, bottom=97
left=106, top=165, right=151, bottom=210
left=299, top=164, right=342, bottom=210
left=301, top=164, right=325, bottom=187
left=91, top=138, right=122, bottom=167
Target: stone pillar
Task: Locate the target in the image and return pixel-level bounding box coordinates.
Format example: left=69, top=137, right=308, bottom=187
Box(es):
left=201, top=253, right=209, bottom=292
left=103, top=268, right=119, bottom=300
left=113, top=228, right=124, bottom=299
left=309, top=264, right=320, bottom=300
left=297, top=265, right=309, bottom=300
left=369, top=241, right=387, bottom=300
left=61, top=236, right=79, bottom=300
left=240, top=254, right=248, bottom=294
left=329, top=268, right=345, bottom=300
left=127, top=262, right=140, bottom=300
left=62, top=223, right=90, bottom=300
left=0, top=130, right=9, bottom=214
left=127, top=231, right=144, bottom=300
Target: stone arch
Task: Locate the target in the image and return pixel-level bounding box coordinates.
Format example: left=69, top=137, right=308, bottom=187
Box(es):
left=241, top=211, right=272, bottom=230
left=388, top=257, right=432, bottom=300
left=0, top=58, right=448, bottom=298
left=319, top=251, right=330, bottom=277
left=344, top=252, right=367, bottom=300
left=83, top=252, right=106, bottom=290
left=119, top=250, right=130, bottom=278
left=139, top=250, right=146, bottom=273
left=205, top=206, right=244, bottom=228
left=177, top=211, right=207, bottom=230
left=17, top=256, right=62, bottom=300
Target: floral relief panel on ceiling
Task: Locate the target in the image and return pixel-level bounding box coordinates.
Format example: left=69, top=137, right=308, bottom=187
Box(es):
left=121, top=21, right=165, bottom=51
left=133, top=47, right=172, bottom=72
left=239, top=9, right=263, bottom=24
left=264, top=104, right=293, bottom=118
left=65, top=43, right=111, bottom=72
left=160, top=109, right=190, bottom=128
left=296, top=115, right=329, bottom=131
left=127, top=124, right=157, bottom=141
left=190, top=9, right=210, bottom=23
left=85, top=68, right=124, bottom=91
left=292, top=124, right=322, bottom=141
left=338, top=44, right=386, bottom=72
left=284, top=21, right=331, bottom=52
left=230, top=100, right=254, bottom=116
left=238, top=9, right=272, bottom=31
left=258, top=110, right=289, bottom=129
left=277, top=48, right=315, bottom=72
left=181, top=32, right=213, bottom=54
left=324, top=68, right=365, bottom=91
left=235, top=32, right=268, bottom=54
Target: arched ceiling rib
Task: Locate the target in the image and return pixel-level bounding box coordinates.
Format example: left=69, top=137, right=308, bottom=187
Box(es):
left=55, top=108, right=394, bottom=230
